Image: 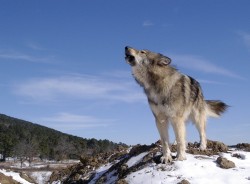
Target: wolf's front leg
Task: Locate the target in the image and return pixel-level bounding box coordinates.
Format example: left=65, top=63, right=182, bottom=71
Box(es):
left=155, top=118, right=172, bottom=163
left=172, top=118, right=187, bottom=161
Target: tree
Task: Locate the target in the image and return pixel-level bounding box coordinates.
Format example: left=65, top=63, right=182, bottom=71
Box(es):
left=13, top=141, right=27, bottom=168
left=0, top=132, right=15, bottom=161
left=13, top=140, right=38, bottom=167
left=54, top=137, right=75, bottom=161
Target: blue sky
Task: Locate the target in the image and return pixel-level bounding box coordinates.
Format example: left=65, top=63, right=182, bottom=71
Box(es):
left=0, top=1, right=250, bottom=145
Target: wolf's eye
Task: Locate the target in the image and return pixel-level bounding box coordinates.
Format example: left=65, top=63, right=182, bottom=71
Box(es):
left=140, top=50, right=146, bottom=54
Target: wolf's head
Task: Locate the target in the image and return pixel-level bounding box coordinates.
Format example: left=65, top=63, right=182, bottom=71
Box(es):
left=125, top=46, right=171, bottom=68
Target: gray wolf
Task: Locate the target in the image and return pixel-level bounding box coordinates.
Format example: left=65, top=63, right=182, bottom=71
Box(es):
left=125, top=46, right=228, bottom=162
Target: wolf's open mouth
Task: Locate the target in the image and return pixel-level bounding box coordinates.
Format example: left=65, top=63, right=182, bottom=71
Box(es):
left=125, top=54, right=136, bottom=66
left=125, top=54, right=134, bottom=61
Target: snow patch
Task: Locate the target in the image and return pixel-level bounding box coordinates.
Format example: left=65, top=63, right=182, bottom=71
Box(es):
left=126, top=152, right=148, bottom=168
left=30, top=171, right=52, bottom=184
left=89, top=162, right=114, bottom=184
left=0, top=169, right=32, bottom=184
left=126, top=151, right=250, bottom=184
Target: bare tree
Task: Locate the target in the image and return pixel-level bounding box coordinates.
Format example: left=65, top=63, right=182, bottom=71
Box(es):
left=13, top=140, right=38, bottom=168
left=13, top=141, right=27, bottom=168
left=54, top=137, right=76, bottom=161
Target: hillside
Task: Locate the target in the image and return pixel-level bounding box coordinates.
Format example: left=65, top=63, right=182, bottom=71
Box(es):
left=49, top=140, right=250, bottom=184
left=0, top=114, right=126, bottom=161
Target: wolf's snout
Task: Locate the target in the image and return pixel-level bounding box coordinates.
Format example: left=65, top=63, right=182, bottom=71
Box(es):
left=125, top=46, right=136, bottom=66
left=125, top=46, right=130, bottom=51
left=125, top=46, right=133, bottom=57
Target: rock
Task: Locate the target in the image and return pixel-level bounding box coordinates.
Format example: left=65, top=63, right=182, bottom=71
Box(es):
left=236, top=143, right=250, bottom=152
left=80, top=156, right=89, bottom=166
left=232, top=153, right=246, bottom=160
left=118, top=164, right=128, bottom=177
left=216, top=156, right=235, bottom=169
left=96, top=175, right=107, bottom=184
left=187, top=140, right=228, bottom=156
left=129, top=144, right=151, bottom=156
left=109, top=150, right=128, bottom=163
left=207, top=140, right=228, bottom=152
left=178, top=179, right=190, bottom=184
left=117, top=179, right=129, bottom=184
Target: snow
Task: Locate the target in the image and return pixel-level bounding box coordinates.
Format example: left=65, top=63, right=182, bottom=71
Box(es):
left=0, top=169, right=32, bottom=184
left=51, top=181, right=61, bottom=184
left=2, top=149, right=250, bottom=184
left=89, top=162, right=115, bottom=184
left=30, top=171, right=52, bottom=184
left=0, top=159, right=78, bottom=184
left=126, top=152, right=148, bottom=168
left=11, top=161, right=30, bottom=168
left=125, top=150, right=250, bottom=184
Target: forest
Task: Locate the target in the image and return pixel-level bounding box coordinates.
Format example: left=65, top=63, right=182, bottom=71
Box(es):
left=0, top=114, right=126, bottom=162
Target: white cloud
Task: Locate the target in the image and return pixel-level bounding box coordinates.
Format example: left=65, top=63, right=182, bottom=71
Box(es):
left=238, top=31, right=250, bottom=50
left=198, top=79, right=227, bottom=85
left=27, top=42, right=46, bottom=51
left=14, top=73, right=146, bottom=103
left=0, top=50, right=53, bottom=63
left=143, top=20, right=154, bottom=27
left=41, top=112, right=113, bottom=130
left=43, top=112, right=100, bottom=123
left=171, top=54, right=244, bottom=79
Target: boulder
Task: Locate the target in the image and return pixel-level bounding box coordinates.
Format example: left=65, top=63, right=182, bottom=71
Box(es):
left=178, top=179, right=190, bottom=184
left=216, top=156, right=235, bottom=169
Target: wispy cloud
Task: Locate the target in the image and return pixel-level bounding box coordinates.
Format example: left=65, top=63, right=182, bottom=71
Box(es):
left=14, top=73, right=146, bottom=103
left=171, top=54, right=244, bottom=80
left=41, top=112, right=113, bottom=130
left=26, top=42, right=46, bottom=51
left=143, top=20, right=154, bottom=27
left=0, top=50, right=53, bottom=63
left=198, top=79, right=227, bottom=85
left=238, top=31, right=250, bottom=50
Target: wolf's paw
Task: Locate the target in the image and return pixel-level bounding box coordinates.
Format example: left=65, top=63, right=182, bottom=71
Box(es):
left=176, top=154, right=187, bottom=161
left=160, top=154, right=173, bottom=163
left=199, top=143, right=207, bottom=151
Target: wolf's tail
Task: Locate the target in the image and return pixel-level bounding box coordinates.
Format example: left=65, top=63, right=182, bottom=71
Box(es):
left=206, top=100, right=229, bottom=118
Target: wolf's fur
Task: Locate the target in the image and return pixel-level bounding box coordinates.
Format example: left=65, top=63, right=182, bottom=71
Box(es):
left=125, top=46, right=228, bottom=162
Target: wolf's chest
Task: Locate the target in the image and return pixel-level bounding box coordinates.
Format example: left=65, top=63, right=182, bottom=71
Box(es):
left=145, top=87, right=169, bottom=106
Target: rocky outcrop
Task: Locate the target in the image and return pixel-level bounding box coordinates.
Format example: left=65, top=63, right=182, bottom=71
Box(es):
left=186, top=140, right=228, bottom=155
left=236, top=143, right=250, bottom=152
left=49, top=147, right=128, bottom=184
left=48, top=140, right=235, bottom=183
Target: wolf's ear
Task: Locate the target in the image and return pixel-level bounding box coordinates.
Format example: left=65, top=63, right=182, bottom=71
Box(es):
left=157, top=55, right=171, bottom=66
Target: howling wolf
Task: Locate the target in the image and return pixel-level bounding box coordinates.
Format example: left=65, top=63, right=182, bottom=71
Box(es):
left=125, top=46, right=228, bottom=162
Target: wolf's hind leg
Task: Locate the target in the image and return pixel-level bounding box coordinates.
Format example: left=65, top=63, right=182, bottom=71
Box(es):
left=194, top=112, right=207, bottom=150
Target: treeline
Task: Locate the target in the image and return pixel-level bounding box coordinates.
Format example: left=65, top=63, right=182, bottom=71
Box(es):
left=0, top=114, right=126, bottom=162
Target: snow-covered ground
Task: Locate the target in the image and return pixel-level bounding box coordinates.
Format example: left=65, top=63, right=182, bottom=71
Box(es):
left=30, top=171, right=52, bottom=184
left=0, top=169, right=33, bottom=184
left=2, top=149, right=250, bottom=184
left=0, top=159, right=79, bottom=184
left=89, top=163, right=114, bottom=184
left=126, top=152, right=148, bottom=168
left=125, top=150, right=250, bottom=184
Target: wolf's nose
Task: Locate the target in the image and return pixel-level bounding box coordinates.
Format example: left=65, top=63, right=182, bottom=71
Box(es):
left=125, top=46, right=130, bottom=51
